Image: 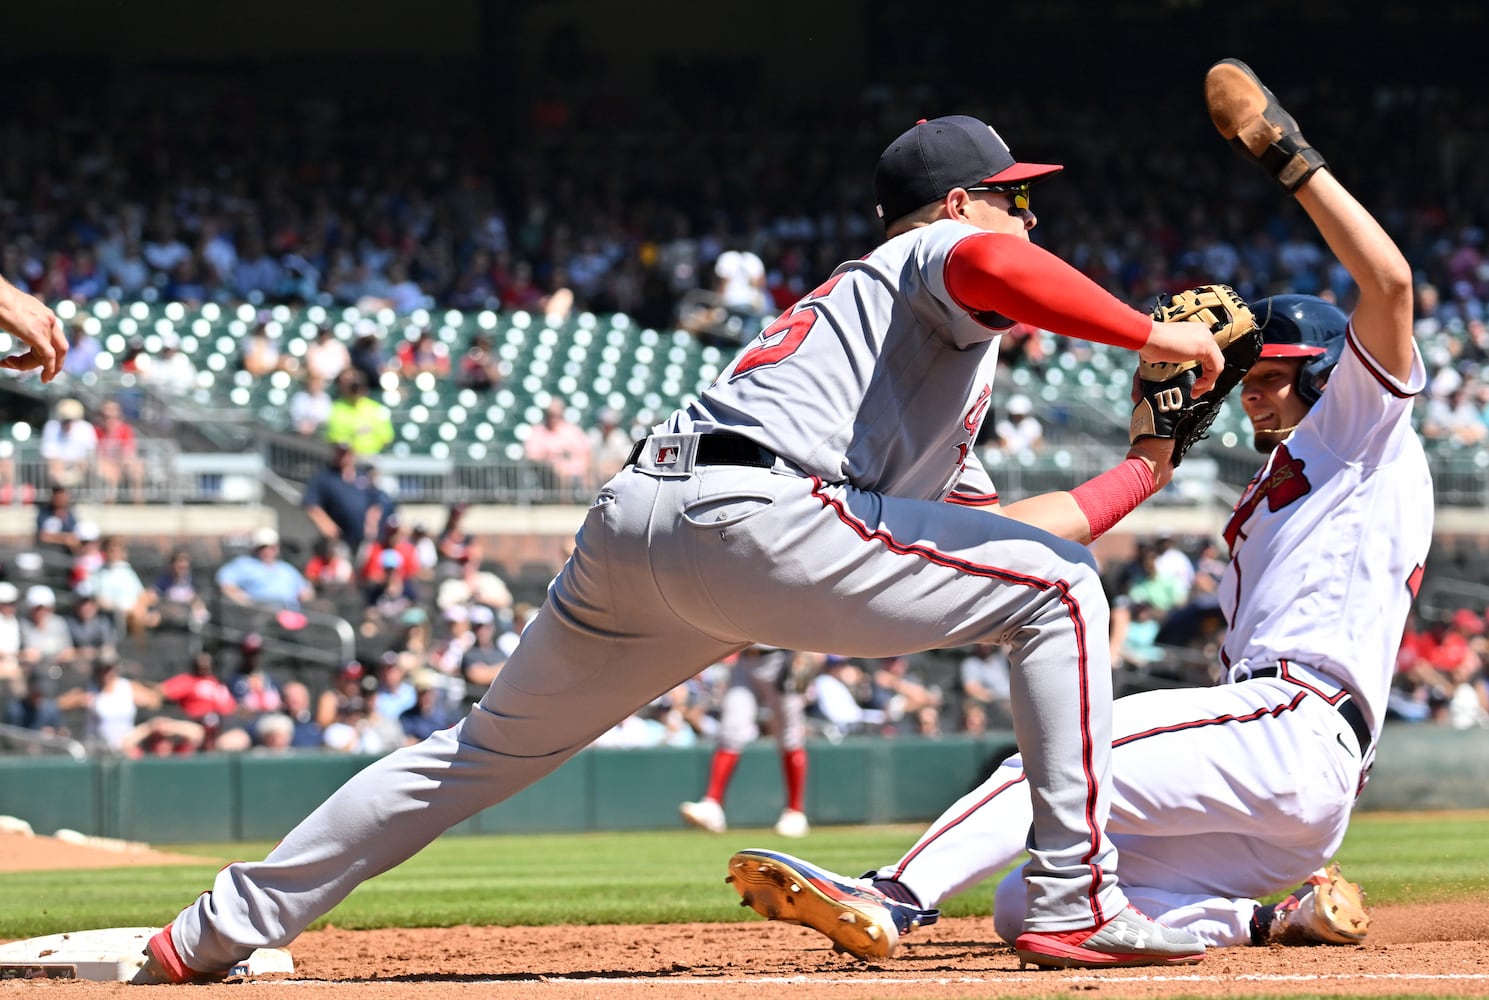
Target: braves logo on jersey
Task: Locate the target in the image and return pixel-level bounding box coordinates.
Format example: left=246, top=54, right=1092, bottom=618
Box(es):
left=1223, top=444, right=1311, bottom=550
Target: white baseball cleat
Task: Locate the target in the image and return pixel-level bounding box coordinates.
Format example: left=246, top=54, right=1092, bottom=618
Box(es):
left=679, top=798, right=727, bottom=834
left=774, top=808, right=810, bottom=838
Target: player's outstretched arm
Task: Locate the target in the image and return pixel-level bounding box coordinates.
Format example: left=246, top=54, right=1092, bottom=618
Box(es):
left=993, top=438, right=1173, bottom=545
left=1205, top=58, right=1413, bottom=381
left=1292, top=169, right=1415, bottom=381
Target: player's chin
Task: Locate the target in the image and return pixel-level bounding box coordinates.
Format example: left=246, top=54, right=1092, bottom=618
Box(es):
left=1251, top=428, right=1289, bottom=454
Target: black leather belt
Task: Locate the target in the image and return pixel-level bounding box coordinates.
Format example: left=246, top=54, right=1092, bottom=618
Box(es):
left=1249, top=666, right=1371, bottom=756
left=625, top=432, right=777, bottom=469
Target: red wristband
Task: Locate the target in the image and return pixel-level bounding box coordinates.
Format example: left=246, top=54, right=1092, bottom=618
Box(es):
left=1069, top=458, right=1157, bottom=541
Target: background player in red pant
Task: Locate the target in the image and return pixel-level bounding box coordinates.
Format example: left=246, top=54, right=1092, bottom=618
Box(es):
left=680, top=646, right=816, bottom=838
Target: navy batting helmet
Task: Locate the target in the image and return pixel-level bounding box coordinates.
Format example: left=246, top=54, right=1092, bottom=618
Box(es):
left=1248, top=294, right=1348, bottom=405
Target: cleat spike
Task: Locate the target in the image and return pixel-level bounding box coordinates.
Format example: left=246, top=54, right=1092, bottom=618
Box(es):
left=837, top=912, right=856, bottom=924
left=789, top=882, right=802, bottom=893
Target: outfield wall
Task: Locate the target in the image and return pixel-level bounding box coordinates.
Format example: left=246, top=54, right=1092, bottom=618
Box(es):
left=0, top=727, right=1483, bottom=843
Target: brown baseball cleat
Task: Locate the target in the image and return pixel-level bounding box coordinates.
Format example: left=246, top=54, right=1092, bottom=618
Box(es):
left=1205, top=58, right=1328, bottom=192
left=1257, top=863, right=1371, bottom=945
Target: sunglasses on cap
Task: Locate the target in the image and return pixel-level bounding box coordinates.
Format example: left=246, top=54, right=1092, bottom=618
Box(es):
left=964, top=182, right=1031, bottom=213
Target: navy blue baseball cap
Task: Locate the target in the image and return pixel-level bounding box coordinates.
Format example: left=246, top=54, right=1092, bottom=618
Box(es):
left=874, top=115, right=1063, bottom=224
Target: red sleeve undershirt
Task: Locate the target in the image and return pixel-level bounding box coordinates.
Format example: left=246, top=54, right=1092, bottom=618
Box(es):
left=944, top=232, right=1151, bottom=349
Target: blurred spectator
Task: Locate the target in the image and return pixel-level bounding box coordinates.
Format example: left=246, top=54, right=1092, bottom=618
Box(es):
left=1152, top=533, right=1197, bottom=598
left=360, top=515, right=419, bottom=590
left=64, top=589, right=116, bottom=663
left=19, top=586, right=74, bottom=669
left=0, top=583, right=21, bottom=693
left=365, top=550, right=417, bottom=619
left=251, top=712, right=296, bottom=752
left=3, top=669, right=65, bottom=738
left=92, top=536, right=156, bottom=639
left=215, top=527, right=314, bottom=611
left=454, top=334, right=505, bottom=392
left=348, top=326, right=387, bottom=388
left=119, top=715, right=206, bottom=758
left=1423, top=385, right=1488, bottom=447
left=459, top=606, right=506, bottom=687
left=304, top=326, right=350, bottom=384
left=409, top=521, right=438, bottom=579
left=325, top=371, right=394, bottom=457
left=303, top=443, right=377, bottom=555
left=989, top=394, right=1043, bottom=460
left=34, top=485, right=80, bottom=554
left=808, top=657, right=885, bottom=736
left=958, top=642, right=1012, bottom=728
left=158, top=651, right=239, bottom=735
left=524, top=398, right=591, bottom=497
left=227, top=633, right=282, bottom=716
left=316, top=661, right=368, bottom=730
left=289, top=373, right=334, bottom=437
left=151, top=548, right=210, bottom=632
left=870, top=655, right=941, bottom=733
left=56, top=658, right=161, bottom=754
left=434, top=502, right=474, bottom=577
left=138, top=332, right=198, bottom=396
left=40, top=398, right=97, bottom=489
left=280, top=680, right=325, bottom=748
left=1112, top=599, right=1165, bottom=669
left=1123, top=544, right=1187, bottom=614
left=714, top=247, right=770, bottom=325
left=93, top=399, right=145, bottom=504
left=588, top=407, right=635, bottom=486
left=394, top=329, right=449, bottom=378
left=399, top=670, right=455, bottom=743
left=241, top=324, right=293, bottom=378
left=62, top=319, right=101, bottom=379
left=435, top=547, right=513, bottom=620
left=304, top=537, right=356, bottom=589
left=70, top=521, right=105, bottom=589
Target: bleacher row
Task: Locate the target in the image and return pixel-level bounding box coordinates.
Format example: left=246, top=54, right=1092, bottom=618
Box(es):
left=7, top=298, right=1488, bottom=506
left=40, top=300, right=734, bottom=464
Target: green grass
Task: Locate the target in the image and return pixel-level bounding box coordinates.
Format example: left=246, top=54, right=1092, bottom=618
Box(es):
left=2, top=812, right=1485, bottom=940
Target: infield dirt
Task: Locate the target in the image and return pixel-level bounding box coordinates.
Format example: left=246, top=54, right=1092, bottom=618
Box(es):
left=2, top=829, right=1486, bottom=998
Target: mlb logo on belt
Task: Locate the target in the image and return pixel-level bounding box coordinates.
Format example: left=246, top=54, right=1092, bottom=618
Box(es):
left=656, top=445, right=679, bottom=465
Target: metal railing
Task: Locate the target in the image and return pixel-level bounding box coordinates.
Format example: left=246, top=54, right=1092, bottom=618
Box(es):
left=7, top=441, right=265, bottom=505
left=0, top=722, right=88, bottom=759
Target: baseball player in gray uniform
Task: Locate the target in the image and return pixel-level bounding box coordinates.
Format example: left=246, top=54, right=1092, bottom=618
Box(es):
left=137, top=114, right=1227, bottom=982
left=730, top=60, right=1421, bottom=961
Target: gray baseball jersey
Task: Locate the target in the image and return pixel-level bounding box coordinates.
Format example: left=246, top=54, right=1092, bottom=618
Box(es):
left=161, top=219, right=1137, bottom=976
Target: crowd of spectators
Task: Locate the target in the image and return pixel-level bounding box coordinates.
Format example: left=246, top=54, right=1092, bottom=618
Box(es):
left=3, top=76, right=1489, bottom=756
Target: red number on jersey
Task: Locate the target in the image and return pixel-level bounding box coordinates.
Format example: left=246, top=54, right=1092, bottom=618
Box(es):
left=728, top=272, right=846, bottom=381
left=731, top=308, right=819, bottom=379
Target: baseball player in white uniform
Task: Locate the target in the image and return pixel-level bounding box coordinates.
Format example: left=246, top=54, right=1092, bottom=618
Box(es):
left=137, top=115, right=1228, bottom=983
left=732, top=62, right=1425, bottom=960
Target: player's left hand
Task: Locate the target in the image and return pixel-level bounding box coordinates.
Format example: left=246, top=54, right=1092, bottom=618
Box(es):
left=1130, top=284, right=1262, bottom=466
left=0, top=278, right=68, bottom=382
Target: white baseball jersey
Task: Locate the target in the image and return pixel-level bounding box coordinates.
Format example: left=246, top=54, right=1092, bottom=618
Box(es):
left=667, top=219, right=1004, bottom=504
left=866, top=322, right=1436, bottom=951
left=1218, top=325, right=1432, bottom=735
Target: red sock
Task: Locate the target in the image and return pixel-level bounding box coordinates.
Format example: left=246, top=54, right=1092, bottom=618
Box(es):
left=781, top=747, right=807, bottom=813
left=704, top=749, right=741, bottom=804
